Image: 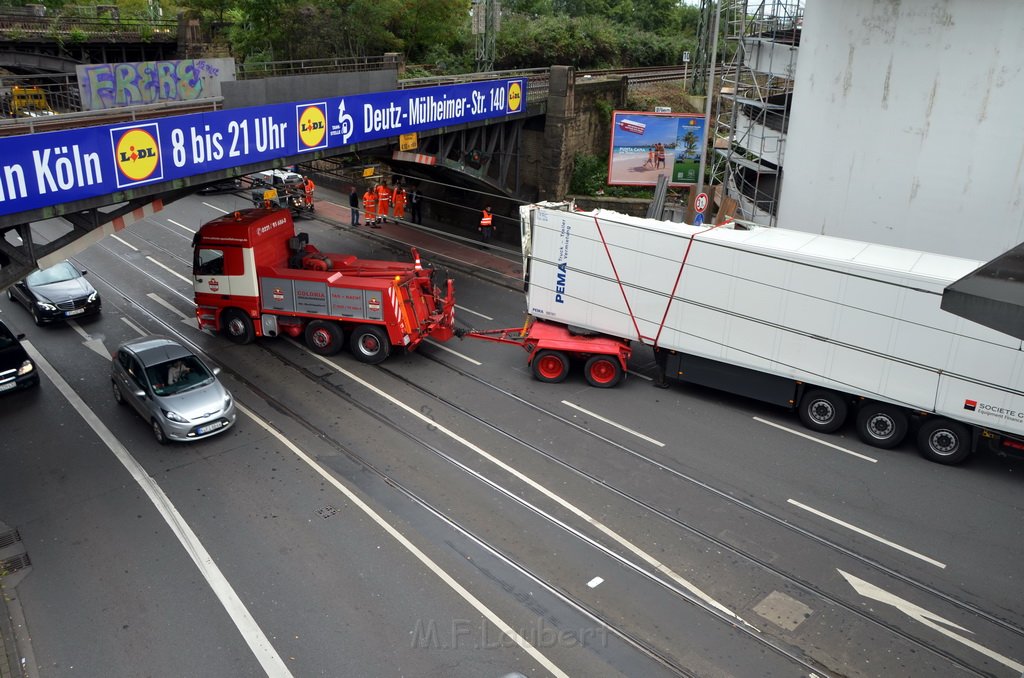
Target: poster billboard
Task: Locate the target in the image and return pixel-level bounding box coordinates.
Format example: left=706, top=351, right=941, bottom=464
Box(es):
left=607, top=111, right=707, bottom=187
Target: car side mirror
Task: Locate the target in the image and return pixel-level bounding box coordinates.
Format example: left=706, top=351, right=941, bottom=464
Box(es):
left=212, top=366, right=221, bottom=375
left=81, top=270, right=88, bottom=275
left=133, top=389, right=145, bottom=398
left=16, top=333, right=25, bottom=340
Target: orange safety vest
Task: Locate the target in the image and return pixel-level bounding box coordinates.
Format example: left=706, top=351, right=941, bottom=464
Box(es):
left=363, top=191, right=376, bottom=214
left=480, top=210, right=493, bottom=227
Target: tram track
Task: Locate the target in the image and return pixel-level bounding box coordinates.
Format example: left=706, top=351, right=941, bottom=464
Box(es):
left=91, top=220, right=1022, bottom=677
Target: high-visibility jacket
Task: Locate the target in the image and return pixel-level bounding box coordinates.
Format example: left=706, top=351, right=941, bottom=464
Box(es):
left=392, top=189, right=407, bottom=216
left=363, top=190, right=377, bottom=217
left=480, top=210, right=493, bottom=228
left=375, top=185, right=390, bottom=211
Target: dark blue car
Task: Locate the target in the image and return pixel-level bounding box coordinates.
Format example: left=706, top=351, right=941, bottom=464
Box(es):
left=7, top=260, right=101, bottom=325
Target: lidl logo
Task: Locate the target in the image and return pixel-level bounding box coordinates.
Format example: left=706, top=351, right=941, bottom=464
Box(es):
left=297, top=103, right=328, bottom=150
left=507, top=81, right=523, bottom=114
left=964, top=399, right=977, bottom=411
left=110, top=123, right=163, bottom=187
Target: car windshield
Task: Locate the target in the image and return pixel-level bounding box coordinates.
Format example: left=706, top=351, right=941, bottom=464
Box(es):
left=145, top=356, right=214, bottom=396
left=0, top=324, right=15, bottom=349
left=27, top=262, right=79, bottom=286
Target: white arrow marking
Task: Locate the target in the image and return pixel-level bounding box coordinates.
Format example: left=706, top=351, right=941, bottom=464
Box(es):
left=67, top=319, right=110, bottom=359
left=838, top=569, right=1023, bottom=673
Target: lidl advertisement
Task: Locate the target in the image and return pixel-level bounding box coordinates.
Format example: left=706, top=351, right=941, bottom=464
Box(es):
left=0, top=78, right=525, bottom=218
left=607, top=111, right=706, bottom=187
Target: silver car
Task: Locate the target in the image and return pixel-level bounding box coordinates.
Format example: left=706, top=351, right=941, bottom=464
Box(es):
left=111, top=336, right=236, bottom=444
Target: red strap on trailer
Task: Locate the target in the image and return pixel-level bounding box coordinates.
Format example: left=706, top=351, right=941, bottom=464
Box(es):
left=591, top=214, right=722, bottom=347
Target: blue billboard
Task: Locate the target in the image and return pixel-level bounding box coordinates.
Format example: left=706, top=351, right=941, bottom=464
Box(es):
left=0, top=78, right=526, bottom=218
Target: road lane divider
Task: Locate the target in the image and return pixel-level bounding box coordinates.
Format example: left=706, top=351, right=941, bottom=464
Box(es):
left=561, top=401, right=665, bottom=447
left=754, top=417, right=878, bottom=463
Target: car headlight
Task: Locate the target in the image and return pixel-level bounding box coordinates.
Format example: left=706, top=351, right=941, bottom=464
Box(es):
left=17, top=360, right=34, bottom=376
left=87, top=292, right=98, bottom=303
left=223, top=394, right=233, bottom=409
left=162, top=409, right=188, bottom=423
left=36, top=301, right=57, bottom=311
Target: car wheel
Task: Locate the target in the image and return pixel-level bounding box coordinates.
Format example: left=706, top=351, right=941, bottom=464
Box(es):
left=305, top=320, right=344, bottom=356
left=152, top=419, right=169, bottom=445
left=31, top=306, right=43, bottom=326
left=855, top=402, right=908, bottom=449
left=916, top=418, right=971, bottom=465
left=584, top=355, right=622, bottom=388
left=798, top=388, right=848, bottom=434
left=349, top=325, right=391, bottom=364
left=532, top=350, right=569, bottom=383
left=222, top=309, right=255, bottom=344
left=112, top=380, right=124, bottom=405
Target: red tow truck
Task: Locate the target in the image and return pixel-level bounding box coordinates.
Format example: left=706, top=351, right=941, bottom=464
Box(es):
left=192, top=208, right=455, bottom=363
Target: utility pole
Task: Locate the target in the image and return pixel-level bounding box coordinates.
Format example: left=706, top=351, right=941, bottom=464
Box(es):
left=472, top=0, right=500, bottom=73
left=695, top=0, right=720, bottom=197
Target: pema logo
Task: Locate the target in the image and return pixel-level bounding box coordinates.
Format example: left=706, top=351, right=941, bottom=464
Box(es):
left=297, top=103, right=328, bottom=150
left=111, top=123, right=163, bottom=187
left=507, top=81, right=523, bottom=113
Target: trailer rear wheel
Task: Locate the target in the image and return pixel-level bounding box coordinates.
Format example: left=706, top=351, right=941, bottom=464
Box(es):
left=305, top=320, right=344, bottom=356
left=350, top=325, right=391, bottom=364
left=855, top=402, right=909, bottom=449
left=532, top=350, right=569, bottom=383
left=585, top=355, right=622, bottom=388
left=798, top=389, right=848, bottom=433
left=222, top=309, right=255, bottom=345
left=916, top=418, right=971, bottom=465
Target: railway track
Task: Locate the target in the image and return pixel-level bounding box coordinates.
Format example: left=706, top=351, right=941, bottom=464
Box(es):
left=74, top=218, right=1024, bottom=677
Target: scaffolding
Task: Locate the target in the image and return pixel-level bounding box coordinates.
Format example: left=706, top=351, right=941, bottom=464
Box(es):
left=708, top=0, right=803, bottom=226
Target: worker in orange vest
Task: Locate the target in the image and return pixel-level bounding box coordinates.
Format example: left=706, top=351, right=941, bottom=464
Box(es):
left=362, top=187, right=377, bottom=227
left=374, top=182, right=390, bottom=227
left=479, top=205, right=494, bottom=245
left=391, top=186, right=407, bottom=222
left=302, top=176, right=315, bottom=208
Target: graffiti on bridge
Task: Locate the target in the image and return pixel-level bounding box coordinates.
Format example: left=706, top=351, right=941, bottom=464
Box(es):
left=76, top=58, right=235, bottom=110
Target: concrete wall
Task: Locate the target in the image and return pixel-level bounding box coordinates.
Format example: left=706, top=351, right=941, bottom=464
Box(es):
left=536, top=68, right=628, bottom=201
left=221, top=70, right=397, bottom=109
left=76, top=58, right=235, bottom=110
left=778, top=1, right=1024, bottom=260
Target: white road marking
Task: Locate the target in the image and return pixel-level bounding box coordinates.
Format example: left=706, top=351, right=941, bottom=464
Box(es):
left=307, top=352, right=745, bottom=626
left=167, top=218, right=196, bottom=233
left=147, top=292, right=190, bottom=320
left=120, top=317, right=148, bottom=337
left=587, top=577, right=603, bottom=588
left=237, top=402, right=569, bottom=678
left=788, top=499, right=945, bottom=569
left=23, top=343, right=292, bottom=678
left=753, top=417, right=877, bottom=463
left=110, top=234, right=138, bottom=251
left=626, top=369, right=652, bottom=381
left=67, top=319, right=110, bottom=359
left=454, top=304, right=493, bottom=320
left=203, top=202, right=229, bottom=213
left=561, top=401, right=665, bottom=447
left=423, top=338, right=482, bottom=365
left=145, top=255, right=192, bottom=284
left=839, top=569, right=1023, bottom=673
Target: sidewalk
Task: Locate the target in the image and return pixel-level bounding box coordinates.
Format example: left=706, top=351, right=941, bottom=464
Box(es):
left=310, top=186, right=525, bottom=292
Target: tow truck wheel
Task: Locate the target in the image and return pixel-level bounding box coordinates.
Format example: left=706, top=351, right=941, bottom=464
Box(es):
left=916, top=418, right=972, bottom=465
left=798, top=388, right=848, bottom=433
left=532, top=350, right=569, bottom=383
left=585, top=355, right=622, bottom=388
left=305, top=320, right=343, bottom=356
left=350, top=325, right=391, bottom=364
left=855, top=402, right=908, bottom=449
left=222, top=309, right=255, bottom=345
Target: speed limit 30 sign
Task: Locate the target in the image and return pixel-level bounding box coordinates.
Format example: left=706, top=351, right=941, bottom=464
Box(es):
left=694, top=192, right=709, bottom=213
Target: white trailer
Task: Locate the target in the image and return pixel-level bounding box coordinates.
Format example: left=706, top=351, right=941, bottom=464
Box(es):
left=520, top=202, right=1024, bottom=464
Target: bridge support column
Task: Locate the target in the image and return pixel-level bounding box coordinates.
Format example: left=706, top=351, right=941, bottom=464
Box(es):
left=540, top=66, right=575, bottom=201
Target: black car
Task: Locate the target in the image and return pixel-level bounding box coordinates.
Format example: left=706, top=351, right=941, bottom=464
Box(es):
left=7, top=260, right=101, bottom=325
left=0, top=318, right=39, bottom=393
